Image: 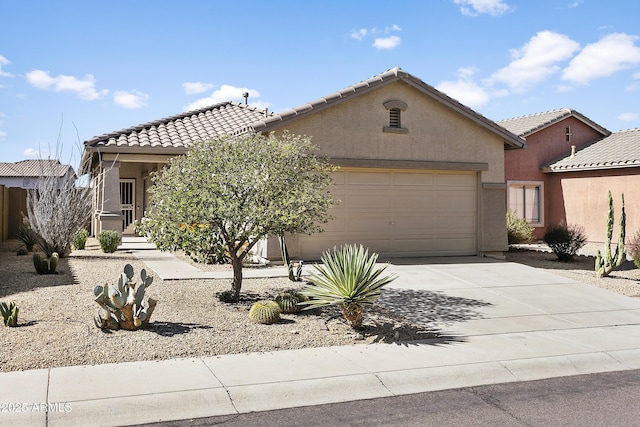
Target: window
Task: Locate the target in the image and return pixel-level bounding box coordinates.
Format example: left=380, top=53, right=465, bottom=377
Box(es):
left=383, top=100, right=408, bottom=134
left=565, top=126, right=572, bottom=143
left=508, top=181, right=544, bottom=226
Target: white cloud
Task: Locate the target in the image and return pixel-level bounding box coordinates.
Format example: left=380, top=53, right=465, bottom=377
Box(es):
left=562, top=33, right=640, bottom=85
left=351, top=25, right=401, bottom=49
left=617, top=112, right=639, bottom=121
left=0, top=130, right=6, bottom=140
left=185, top=84, right=261, bottom=111
left=373, top=35, right=401, bottom=50
left=454, top=0, right=511, bottom=16
left=25, top=70, right=108, bottom=100
left=113, top=90, right=149, bottom=109
left=183, top=81, right=214, bottom=95
left=488, top=31, right=580, bottom=92
left=436, top=67, right=490, bottom=108
left=0, top=55, right=13, bottom=78
left=23, top=148, right=41, bottom=158
left=351, top=28, right=368, bottom=41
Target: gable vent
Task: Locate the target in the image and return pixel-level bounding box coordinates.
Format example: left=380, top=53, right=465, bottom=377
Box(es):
left=389, top=109, right=401, bottom=128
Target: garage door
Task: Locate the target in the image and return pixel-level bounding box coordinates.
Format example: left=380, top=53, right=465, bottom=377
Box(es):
left=298, top=169, right=478, bottom=259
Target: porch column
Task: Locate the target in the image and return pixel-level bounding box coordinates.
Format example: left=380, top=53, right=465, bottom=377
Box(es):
left=96, top=161, right=123, bottom=235
left=480, top=182, right=508, bottom=258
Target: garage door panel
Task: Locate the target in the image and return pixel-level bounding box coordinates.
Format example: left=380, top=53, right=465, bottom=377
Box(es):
left=348, top=192, right=392, bottom=209
left=298, top=170, right=478, bottom=259
left=345, top=216, right=392, bottom=234
left=435, top=214, right=476, bottom=232
left=436, top=173, right=476, bottom=187
left=393, top=172, right=435, bottom=186
left=392, top=193, right=436, bottom=210
left=434, top=190, right=476, bottom=211
left=347, top=171, right=391, bottom=186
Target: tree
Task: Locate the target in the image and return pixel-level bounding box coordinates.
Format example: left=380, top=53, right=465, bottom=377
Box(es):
left=142, top=131, right=335, bottom=302
left=26, top=160, right=93, bottom=258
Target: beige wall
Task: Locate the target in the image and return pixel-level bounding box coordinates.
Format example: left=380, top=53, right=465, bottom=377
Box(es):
left=278, top=81, right=507, bottom=183
left=268, top=80, right=511, bottom=256
left=546, top=169, right=640, bottom=244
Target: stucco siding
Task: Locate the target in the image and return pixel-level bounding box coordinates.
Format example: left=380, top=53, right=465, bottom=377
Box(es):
left=277, top=81, right=506, bottom=183
left=546, top=169, right=640, bottom=244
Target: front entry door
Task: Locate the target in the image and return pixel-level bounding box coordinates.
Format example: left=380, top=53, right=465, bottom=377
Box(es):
left=120, top=179, right=135, bottom=233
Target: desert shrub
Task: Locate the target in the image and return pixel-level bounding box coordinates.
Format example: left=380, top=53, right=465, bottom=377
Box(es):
left=506, top=210, right=534, bottom=244
left=299, top=244, right=397, bottom=329
left=73, top=229, right=88, bottom=250
left=628, top=228, right=640, bottom=269
left=16, top=223, right=39, bottom=252
left=98, top=230, right=121, bottom=253
left=543, top=222, right=587, bottom=261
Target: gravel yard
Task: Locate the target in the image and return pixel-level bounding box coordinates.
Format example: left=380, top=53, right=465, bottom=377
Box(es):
left=0, top=239, right=428, bottom=372
left=1, top=239, right=638, bottom=373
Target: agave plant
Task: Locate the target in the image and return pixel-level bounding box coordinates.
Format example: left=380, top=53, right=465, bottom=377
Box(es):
left=299, top=244, right=397, bottom=329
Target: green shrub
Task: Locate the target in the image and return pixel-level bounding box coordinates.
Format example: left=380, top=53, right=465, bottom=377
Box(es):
left=16, top=224, right=39, bottom=252
left=628, top=229, right=640, bottom=269
left=506, top=210, right=534, bottom=244
left=543, top=222, right=587, bottom=261
left=299, top=244, right=397, bottom=329
left=98, top=230, right=121, bottom=253
left=0, top=301, right=19, bottom=327
left=73, top=229, right=88, bottom=250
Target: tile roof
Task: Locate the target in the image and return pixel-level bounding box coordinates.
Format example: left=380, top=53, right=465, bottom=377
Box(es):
left=0, top=159, right=74, bottom=178
left=84, top=102, right=270, bottom=151
left=252, top=67, right=525, bottom=149
left=497, top=108, right=610, bottom=138
left=82, top=67, right=525, bottom=159
left=544, top=128, right=640, bottom=172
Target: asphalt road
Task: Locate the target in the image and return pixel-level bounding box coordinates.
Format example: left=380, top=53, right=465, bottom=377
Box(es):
left=135, top=369, right=640, bottom=427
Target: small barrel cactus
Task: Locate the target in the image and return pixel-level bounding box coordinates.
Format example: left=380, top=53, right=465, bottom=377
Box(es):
left=274, top=291, right=306, bottom=314
left=248, top=300, right=281, bottom=324
left=33, top=252, right=59, bottom=274
left=0, top=301, right=19, bottom=327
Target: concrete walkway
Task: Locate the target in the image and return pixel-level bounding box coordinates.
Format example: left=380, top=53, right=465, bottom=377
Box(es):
left=2, top=238, right=640, bottom=426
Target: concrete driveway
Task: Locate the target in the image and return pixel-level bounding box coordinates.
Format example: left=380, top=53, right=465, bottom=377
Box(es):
left=3, top=250, right=640, bottom=426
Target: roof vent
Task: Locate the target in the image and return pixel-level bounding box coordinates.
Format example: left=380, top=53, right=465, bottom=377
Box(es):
left=242, top=92, right=249, bottom=105
left=571, top=145, right=576, bottom=157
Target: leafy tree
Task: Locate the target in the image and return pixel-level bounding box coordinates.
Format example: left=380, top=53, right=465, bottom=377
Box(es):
left=141, top=131, right=335, bottom=302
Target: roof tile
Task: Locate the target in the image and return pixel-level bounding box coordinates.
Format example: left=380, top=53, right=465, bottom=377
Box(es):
left=545, top=128, right=640, bottom=172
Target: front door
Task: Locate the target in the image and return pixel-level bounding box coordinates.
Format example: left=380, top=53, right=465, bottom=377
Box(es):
left=120, top=179, right=135, bottom=233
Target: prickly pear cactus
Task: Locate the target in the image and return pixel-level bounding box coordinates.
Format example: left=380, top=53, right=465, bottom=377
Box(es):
left=248, top=300, right=281, bottom=324
left=274, top=291, right=306, bottom=314
left=93, top=264, right=157, bottom=331
left=0, top=301, right=19, bottom=327
left=33, top=252, right=59, bottom=274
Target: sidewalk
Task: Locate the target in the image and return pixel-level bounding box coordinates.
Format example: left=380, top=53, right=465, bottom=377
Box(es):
left=2, top=238, right=640, bottom=426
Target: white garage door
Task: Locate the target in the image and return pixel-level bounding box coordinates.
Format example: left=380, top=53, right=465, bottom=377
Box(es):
left=298, top=169, right=478, bottom=259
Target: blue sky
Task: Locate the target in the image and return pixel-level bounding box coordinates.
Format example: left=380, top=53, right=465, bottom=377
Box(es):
left=1, top=0, right=639, bottom=168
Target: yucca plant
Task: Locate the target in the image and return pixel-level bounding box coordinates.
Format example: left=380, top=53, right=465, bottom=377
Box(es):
left=299, top=244, right=397, bottom=329
left=16, top=223, right=39, bottom=252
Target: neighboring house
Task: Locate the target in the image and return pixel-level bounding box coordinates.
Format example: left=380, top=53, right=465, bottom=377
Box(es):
left=500, top=108, right=640, bottom=243
left=82, top=67, right=525, bottom=260
left=0, top=159, right=76, bottom=240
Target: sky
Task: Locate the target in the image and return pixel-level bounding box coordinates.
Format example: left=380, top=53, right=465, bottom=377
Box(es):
left=1, top=0, right=639, bottom=169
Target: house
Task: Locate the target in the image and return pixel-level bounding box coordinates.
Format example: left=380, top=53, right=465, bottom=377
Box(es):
left=0, top=159, right=76, bottom=241
left=500, top=108, right=640, bottom=243
left=82, top=67, right=525, bottom=260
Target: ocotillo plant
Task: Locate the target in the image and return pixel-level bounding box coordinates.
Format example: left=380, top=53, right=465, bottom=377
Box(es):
left=595, top=191, right=626, bottom=277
